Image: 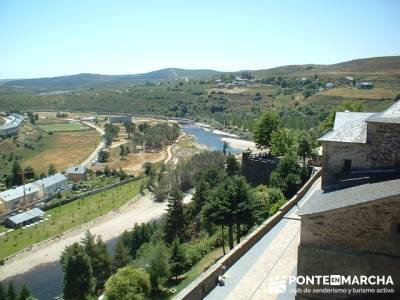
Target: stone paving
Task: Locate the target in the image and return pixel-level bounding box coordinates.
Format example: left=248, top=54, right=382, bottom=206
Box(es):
left=205, top=178, right=321, bottom=300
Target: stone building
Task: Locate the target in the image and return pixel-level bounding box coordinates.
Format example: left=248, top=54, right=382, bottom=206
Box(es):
left=297, top=179, right=400, bottom=299
left=296, top=101, right=400, bottom=299
left=320, top=100, right=400, bottom=189
left=66, top=166, right=88, bottom=182
left=0, top=183, right=40, bottom=211
left=241, top=151, right=280, bottom=186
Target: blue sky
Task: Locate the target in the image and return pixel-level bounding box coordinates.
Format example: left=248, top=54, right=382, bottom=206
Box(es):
left=0, top=0, right=399, bottom=79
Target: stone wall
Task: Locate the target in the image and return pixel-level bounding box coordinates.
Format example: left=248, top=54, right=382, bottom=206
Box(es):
left=321, top=122, right=400, bottom=187
left=241, top=152, right=279, bottom=186
left=297, top=195, right=400, bottom=299
left=175, top=169, right=321, bottom=300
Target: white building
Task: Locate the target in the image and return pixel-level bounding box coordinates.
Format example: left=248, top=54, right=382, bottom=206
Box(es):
left=33, top=173, right=68, bottom=197
left=0, top=183, right=40, bottom=210
left=0, top=114, right=25, bottom=137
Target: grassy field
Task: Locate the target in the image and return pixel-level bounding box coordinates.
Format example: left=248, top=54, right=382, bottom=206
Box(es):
left=166, top=247, right=224, bottom=296
left=37, top=122, right=90, bottom=132
left=0, top=129, right=100, bottom=176
left=0, top=178, right=144, bottom=260
left=323, top=87, right=400, bottom=100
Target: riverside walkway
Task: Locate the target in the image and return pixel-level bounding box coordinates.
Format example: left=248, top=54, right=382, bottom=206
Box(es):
left=204, top=178, right=321, bottom=300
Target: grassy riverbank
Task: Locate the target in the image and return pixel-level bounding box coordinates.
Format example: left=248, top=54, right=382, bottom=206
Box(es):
left=0, top=178, right=144, bottom=260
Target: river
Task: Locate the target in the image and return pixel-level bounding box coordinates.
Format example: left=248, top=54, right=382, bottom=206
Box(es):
left=1, top=125, right=247, bottom=299
left=181, top=124, right=243, bottom=154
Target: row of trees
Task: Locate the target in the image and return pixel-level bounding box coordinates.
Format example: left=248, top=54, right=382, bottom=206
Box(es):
left=0, top=282, right=33, bottom=300
left=4, top=161, right=57, bottom=188
left=104, top=124, right=120, bottom=147
left=128, top=122, right=180, bottom=152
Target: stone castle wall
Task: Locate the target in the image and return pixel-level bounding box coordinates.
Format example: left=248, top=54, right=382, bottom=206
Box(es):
left=297, top=195, right=400, bottom=299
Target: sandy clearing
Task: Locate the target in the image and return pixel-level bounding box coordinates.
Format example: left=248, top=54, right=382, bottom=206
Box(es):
left=0, top=191, right=193, bottom=280
left=221, top=137, right=257, bottom=151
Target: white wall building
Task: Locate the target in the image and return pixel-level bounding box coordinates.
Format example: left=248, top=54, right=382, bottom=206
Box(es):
left=33, top=173, right=68, bottom=197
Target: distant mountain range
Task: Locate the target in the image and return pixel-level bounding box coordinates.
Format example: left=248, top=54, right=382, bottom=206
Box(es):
left=2, top=56, right=399, bottom=91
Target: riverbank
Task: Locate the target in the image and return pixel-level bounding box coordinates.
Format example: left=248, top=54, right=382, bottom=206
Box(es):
left=220, top=137, right=257, bottom=152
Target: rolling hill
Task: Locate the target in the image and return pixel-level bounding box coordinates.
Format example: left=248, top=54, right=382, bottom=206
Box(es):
left=2, top=68, right=220, bottom=91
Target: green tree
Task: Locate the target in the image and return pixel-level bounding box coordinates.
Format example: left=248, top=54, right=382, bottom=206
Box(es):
left=169, top=239, right=187, bottom=280
left=297, top=131, right=315, bottom=163
left=253, top=112, right=281, bottom=149
left=0, top=282, right=5, bottom=300
left=270, top=153, right=302, bottom=197
left=226, top=153, right=239, bottom=176
left=113, top=239, right=131, bottom=271
left=192, top=179, right=210, bottom=214
left=104, top=266, right=151, bottom=300
left=11, top=161, right=23, bottom=186
left=27, top=112, right=35, bottom=124
left=119, top=144, right=127, bottom=160
left=18, top=284, right=31, bottom=300
left=252, top=186, right=286, bottom=220
left=48, top=164, right=57, bottom=176
left=148, top=244, right=170, bottom=290
left=222, top=141, right=228, bottom=155
left=202, top=176, right=253, bottom=250
left=23, top=166, right=35, bottom=180
left=7, top=282, right=17, bottom=300
left=320, top=102, right=362, bottom=132
left=165, top=188, right=185, bottom=243
left=270, top=128, right=298, bottom=157
left=98, top=149, right=110, bottom=163
left=60, top=242, right=95, bottom=300
left=82, top=231, right=112, bottom=292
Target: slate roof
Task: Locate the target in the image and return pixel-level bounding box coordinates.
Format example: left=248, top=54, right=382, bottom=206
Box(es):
left=367, top=100, right=400, bottom=124
left=319, top=112, right=375, bottom=143
left=0, top=184, right=40, bottom=202
left=299, top=178, right=400, bottom=216
left=34, top=173, right=67, bottom=188
left=66, top=166, right=87, bottom=174
left=7, top=208, right=44, bottom=225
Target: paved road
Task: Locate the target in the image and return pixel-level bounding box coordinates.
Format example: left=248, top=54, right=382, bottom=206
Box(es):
left=205, top=178, right=321, bottom=300
left=0, top=191, right=193, bottom=281
left=80, top=121, right=105, bottom=167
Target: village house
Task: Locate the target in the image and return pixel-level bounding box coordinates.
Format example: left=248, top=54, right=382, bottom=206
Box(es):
left=0, top=114, right=25, bottom=137
left=33, top=173, right=68, bottom=197
left=0, top=183, right=41, bottom=211
left=296, top=100, right=400, bottom=299
left=109, top=115, right=132, bottom=124
left=66, top=165, right=88, bottom=182
left=319, top=100, right=400, bottom=189
left=5, top=208, right=45, bottom=228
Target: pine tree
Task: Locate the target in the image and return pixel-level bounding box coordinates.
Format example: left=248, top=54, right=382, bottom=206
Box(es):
left=17, top=284, right=31, bottom=300
left=0, top=282, right=6, bottom=300
left=61, top=242, right=94, bottom=300
left=148, top=244, right=170, bottom=290
left=113, top=239, right=131, bottom=271
left=7, top=282, right=16, bottom=300
left=193, top=179, right=210, bottom=214
left=48, top=164, right=57, bottom=176
left=169, top=239, right=187, bottom=280
left=226, top=153, right=239, bottom=176
left=11, top=161, right=23, bottom=186
left=82, top=231, right=112, bottom=292
left=165, top=188, right=185, bottom=243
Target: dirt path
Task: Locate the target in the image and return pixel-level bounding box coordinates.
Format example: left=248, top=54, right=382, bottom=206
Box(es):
left=0, top=191, right=193, bottom=280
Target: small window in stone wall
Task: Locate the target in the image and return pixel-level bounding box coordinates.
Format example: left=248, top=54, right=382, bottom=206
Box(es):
left=390, top=222, right=400, bottom=240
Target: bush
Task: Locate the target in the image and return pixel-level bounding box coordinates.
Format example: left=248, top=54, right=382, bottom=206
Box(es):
left=185, top=234, right=220, bottom=267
